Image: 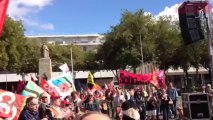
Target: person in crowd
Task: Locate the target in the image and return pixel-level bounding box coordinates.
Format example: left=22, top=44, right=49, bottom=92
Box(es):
left=202, top=85, right=206, bottom=93
left=160, top=89, right=170, bottom=120
left=71, top=91, right=82, bottom=113
left=84, top=93, right=99, bottom=112
left=206, top=84, right=213, bottom=94
left=18, top=96, right=42, bottom=120
left=113, top=90, right=121, bottom=118
left=45, top=95, right=64, bottom=119
left=167, top=82, right=178, bottom=118
left=121, top=100, right=140, bottom=120
left=124, top=89, right=130, bottom=100
left=146, top=89, right=157, bottom=120
left=62, top=100, right=75, bottom=120
left=38, top=93, right=50, bottom=119
left=134, top=86, right=147, bottom=120
left=100, top=95, right=108, bottom=114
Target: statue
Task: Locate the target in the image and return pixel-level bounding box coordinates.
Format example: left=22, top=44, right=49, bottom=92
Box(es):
left=41, top=43, right=49, bottom=58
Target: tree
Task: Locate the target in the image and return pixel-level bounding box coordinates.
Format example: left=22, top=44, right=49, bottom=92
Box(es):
left=0, top=16, right=25, bottom=72
left=49, top=44, right=84, bottom=71
left=97, top=10, right=154, bottom=73
left=0, top=16, right=41, bottom=74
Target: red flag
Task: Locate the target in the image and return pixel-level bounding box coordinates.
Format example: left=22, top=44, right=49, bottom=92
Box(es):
left=40, top=79, right=59, bottom=96
left=16, top=80, right=25, bottom=94
left=93, top=84, right=102, bottom=91
left=0, top=89, right=26, bottom=120
left=0, top=0, right=9, bottom=36
left=150, top=69, right=159, bottom=88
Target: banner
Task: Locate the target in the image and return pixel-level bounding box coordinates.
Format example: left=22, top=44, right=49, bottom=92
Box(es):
left=119, top=70, right=151, bottom=85
left=119, top=70, right=165, bottom=87
left=48, top=73, right=75, bottom=98
left=40, top=79, right=60, bottom=96
left=0, top=89, right=26, bottom=120
left=22, top=81, right=50, bottom=98
left=0, top=0, right=9, bottom=35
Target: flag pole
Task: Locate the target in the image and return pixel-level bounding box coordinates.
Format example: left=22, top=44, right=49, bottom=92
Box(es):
left=6, top=71, right=7, bottom=90
left=71, top=47, right=74, bottom=84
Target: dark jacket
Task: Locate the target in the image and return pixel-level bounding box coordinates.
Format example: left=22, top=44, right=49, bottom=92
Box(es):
left=18, top=109, right=39, bottom=120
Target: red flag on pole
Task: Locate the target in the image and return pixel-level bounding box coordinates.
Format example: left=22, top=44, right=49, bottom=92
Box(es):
left=150, top=68, right=159, bottom=88
left=0, top=0, right=9, bottom=36
left=16, top=80, right=26, bottom=94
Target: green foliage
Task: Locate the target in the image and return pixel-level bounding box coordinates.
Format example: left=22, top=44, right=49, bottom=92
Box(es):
left=97, top=9, right=155, bottom=70
left=49, top=44, right=84, bottom=71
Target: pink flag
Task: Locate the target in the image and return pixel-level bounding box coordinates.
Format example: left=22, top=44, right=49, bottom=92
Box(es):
left=157, top=70, right=166, bottom=88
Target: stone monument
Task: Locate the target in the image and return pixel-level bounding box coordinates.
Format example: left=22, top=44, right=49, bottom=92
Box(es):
left=39, top=43, right=52, bottom=82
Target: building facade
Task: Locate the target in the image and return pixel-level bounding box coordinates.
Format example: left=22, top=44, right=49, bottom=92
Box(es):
left=27, top=34, right=105, bottom=52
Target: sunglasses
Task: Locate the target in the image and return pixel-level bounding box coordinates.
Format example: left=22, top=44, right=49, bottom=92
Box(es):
left=42, top=96, right=48, bottom=98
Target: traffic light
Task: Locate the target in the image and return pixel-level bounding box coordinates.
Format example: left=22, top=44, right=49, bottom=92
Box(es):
left=178, top=2, right=205, bottom=45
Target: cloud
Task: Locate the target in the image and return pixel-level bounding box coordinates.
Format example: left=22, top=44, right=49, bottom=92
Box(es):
left=156, top=3, right=180, bottom=20
left=40, top=23, right=54, bottom=30
left=24, top=18, right=54, bottom=31
left=7, top=0, right=54, bottom=31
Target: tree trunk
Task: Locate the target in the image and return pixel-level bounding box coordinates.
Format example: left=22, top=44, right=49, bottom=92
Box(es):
left=183, top=68, right=189, bottom=91
left=133, top=67, right=136, bottom=74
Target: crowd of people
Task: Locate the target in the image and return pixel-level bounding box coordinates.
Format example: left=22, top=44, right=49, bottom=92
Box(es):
left=14, top=82, right=180, bottom=120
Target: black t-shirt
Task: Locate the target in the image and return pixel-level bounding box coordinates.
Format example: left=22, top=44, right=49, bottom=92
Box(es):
left=146, top=97, right=157, bottom=110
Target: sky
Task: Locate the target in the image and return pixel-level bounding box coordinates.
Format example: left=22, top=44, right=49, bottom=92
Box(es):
left=7, top=0, right=209, bottom=36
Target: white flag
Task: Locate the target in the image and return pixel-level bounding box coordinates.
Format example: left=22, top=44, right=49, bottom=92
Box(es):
left=59, top=63, right=70, bottom=74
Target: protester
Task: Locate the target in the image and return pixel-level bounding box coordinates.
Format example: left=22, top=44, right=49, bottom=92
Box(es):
left=84, top=93, right=100, bottom=112
left=18, top=96, right=41, bottom=120
left=134, top=86, right=147, bottom=120
left=160, top=89, right=170, bottom=120
left=146, top=91, right=157, bottom=120
left=45, top=95, right=64, bottom=119
left=167, top=82, right=178, bottom=118
left=38, top=93, right=50, bottom=119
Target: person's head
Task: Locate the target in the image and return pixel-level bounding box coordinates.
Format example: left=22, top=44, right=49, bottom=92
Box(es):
left=71, top=91, right=79, bottom=99
left=202, top=85, right=206, bottom=90
left=26, top=96, right=39, bottom=113
left=39, top=93, right=49, bottom=104
left=88, top=94, right=94, bottom=101
left=169, top=82, right=174, bottom=88
left=207, top=84, right=211, bottom=90
left=140, top=85, right=144, bottom=91
left=51, top=96, right=61, bottom=107
left=162, top=88, right=167, bottom=94
left=75, top=112, right=111, bottom=120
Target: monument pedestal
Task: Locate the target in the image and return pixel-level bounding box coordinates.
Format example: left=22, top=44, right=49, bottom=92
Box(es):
left=39, top=58, right=52, bottom=82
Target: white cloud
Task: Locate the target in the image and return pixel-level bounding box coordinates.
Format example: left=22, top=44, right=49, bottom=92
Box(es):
left=7, top=0, right=54, bottom=31
left=40, top=23, right=54, bottom=30
left=24, top=18, right=54, bottom=31
left=156, top=3, right=180, bottom=20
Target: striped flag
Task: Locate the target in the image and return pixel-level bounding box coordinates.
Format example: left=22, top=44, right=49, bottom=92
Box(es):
left=22, top=81, right=49, bottom=98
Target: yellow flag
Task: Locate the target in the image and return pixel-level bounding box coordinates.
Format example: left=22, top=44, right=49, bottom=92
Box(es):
left=87, top=72, right=95, bottom=85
